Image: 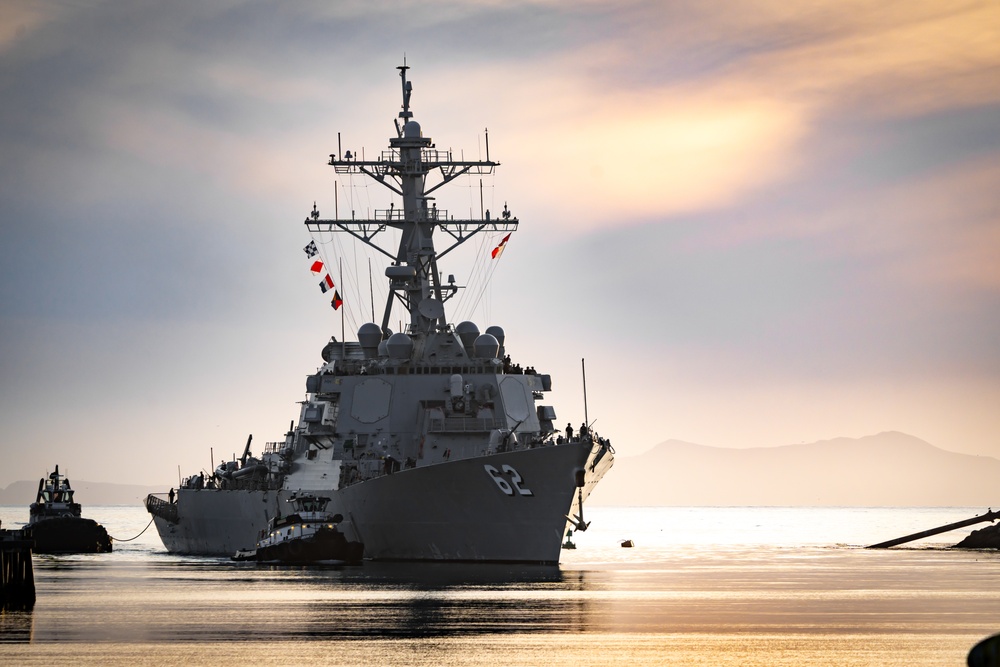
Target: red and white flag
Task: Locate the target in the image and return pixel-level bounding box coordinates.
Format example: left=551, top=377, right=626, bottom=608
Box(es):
left=491, top=233, right=511, bottom=259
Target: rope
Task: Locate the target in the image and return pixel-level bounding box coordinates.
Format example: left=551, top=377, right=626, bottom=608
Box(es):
left=109, top=516, right=154, bottom=542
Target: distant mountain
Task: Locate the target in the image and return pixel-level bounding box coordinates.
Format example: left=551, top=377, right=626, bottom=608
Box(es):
left=588, top=431, right=1000, bottom=506
left=0, top=479, right=164, bottom=506
left=5, top=432, right=993, bottom=507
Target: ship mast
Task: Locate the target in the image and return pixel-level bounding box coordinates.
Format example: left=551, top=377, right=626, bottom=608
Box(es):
left=306, top=64, right=518, bottom=336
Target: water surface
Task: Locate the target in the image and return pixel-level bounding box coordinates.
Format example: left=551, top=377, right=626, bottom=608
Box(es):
left=2, top=505, right=997, bottom=665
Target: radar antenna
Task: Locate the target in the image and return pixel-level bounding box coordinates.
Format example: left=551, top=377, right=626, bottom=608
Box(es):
left=395, top=60, right=412, bottom=137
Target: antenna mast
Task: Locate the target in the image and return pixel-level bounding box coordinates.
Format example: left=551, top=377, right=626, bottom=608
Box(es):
left=307, top=64, right=517, bottom=336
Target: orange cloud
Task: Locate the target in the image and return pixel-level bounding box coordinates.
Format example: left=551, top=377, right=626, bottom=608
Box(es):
left=509, top=1, right=999, bottom=235
left=740, top=0, right=1000, bottom=117
left=514, top=87, right=807, bottom=233
left=0, top=1, right=53, bottom=53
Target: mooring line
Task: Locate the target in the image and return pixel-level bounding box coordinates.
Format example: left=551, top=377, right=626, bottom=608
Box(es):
left=109, top=516, right=154, bottom=542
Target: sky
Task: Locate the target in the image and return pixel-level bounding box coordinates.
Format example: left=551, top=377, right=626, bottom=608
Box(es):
left=1, top=0, right=999, bottom=488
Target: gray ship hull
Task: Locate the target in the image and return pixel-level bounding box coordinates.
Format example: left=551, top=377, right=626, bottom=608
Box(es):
left=151, top=489, right=276, bottom=556
left=150, top=440, right=609, bottom=563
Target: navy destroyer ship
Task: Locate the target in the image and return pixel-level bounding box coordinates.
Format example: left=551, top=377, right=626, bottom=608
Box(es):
left=146, top=64, right=614, bottom=562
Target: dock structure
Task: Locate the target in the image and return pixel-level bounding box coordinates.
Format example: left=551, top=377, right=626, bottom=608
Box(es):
left=1, top=527, right=35, bottom=610
left=868, top=508, right=1000, bottom=549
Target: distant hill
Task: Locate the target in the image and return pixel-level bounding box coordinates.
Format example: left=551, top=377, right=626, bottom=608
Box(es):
left=588, top=431, right=1000, bottom=506
left=5, top=432, right=993, bottom=507
left=0, top=479, right=164, bottom=506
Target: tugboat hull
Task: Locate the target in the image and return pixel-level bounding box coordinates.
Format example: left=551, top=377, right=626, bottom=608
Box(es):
left=30, top=517, right=112, bottom=554
left=255, top=528, right=364, bottom=564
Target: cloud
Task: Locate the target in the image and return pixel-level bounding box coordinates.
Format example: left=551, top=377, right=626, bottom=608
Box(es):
left=1, top=0, right=999, bottom=488
left=752, top=1, right=1000, bottom=117
left=590, top=0, right=1000, bottom=114
left=510, top=81, right=808, bottom=233
left=388, top=0, right=1000, bottom=240
left=0, top=1, right=56, bottom=54
left=834, top=153, right=1000, bottom=292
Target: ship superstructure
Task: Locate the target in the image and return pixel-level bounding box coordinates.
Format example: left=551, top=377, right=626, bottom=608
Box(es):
left=146, top=64, right=614, bottom=562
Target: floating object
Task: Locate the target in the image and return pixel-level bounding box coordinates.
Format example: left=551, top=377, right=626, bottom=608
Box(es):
left=620, top=539, right=634, bottom=548
left=562, top=529, right=576, bottom=550
left=28, top=466, right=112, bottom=554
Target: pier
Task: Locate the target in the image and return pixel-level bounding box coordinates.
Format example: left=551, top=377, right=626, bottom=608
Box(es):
left=868, top=508, right=1000, bottom=549
left=1, top=527, right=35, bottom=610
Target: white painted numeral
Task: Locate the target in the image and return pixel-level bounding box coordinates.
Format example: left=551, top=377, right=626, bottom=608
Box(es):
left=484, top=465, right=513, bottom=495
left=502, top=464, right=533, bottom=496
left=485, top=464, right=533, bottom=496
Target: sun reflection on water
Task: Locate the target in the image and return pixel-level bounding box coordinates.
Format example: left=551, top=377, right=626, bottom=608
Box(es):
left=1, top=505, right=997, bottom=666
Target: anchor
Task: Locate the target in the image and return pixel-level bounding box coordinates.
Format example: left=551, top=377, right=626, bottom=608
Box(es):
left=565, top=484, right=590, bottom=532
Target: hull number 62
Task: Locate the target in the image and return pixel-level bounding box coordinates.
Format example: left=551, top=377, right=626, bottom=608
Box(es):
left=484, top=464, right=533, bottom=496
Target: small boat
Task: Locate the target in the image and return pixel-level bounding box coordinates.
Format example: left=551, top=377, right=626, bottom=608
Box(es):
left=27, top=466, right=112, bottom=554
left=234, top=494, right=363, bottom=565
left=620, top=539, right=634, bottom=548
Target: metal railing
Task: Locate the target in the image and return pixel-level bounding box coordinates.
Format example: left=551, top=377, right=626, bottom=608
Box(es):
left=144, top=494, right=178, bottom=524
left=426, top=416, right=505, bottom=433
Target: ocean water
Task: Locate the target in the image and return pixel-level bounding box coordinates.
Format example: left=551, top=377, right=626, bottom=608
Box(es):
left=2, top=505, right=998, bottom=666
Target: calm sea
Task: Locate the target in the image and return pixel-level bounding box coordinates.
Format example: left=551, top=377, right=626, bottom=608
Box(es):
left=2, top=505, right=998, bottom=666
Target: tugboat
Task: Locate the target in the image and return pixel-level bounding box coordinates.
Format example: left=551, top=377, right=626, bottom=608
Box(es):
left=233, top=494, right=363, bottom=564
left=28, top=466, right=112, bottom=554
left=146, top=63, right=615, bottom=561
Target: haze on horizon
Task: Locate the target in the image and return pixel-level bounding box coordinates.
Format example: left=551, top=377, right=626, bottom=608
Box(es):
left=1, top=1, right=998, bottom=489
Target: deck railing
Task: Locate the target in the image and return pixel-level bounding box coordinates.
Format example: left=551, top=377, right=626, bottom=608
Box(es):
left=144, top=494, right=178, bottom=524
